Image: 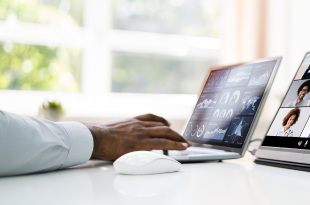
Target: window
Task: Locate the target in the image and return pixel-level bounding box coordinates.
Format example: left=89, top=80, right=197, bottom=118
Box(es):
left=0, top=42, right=81, bottom=91
left=112, top=0, right=221, bottom=37
left=111, top=0, right=222, bottom=94
left=0, top=0, right=83, bottom=26
left=0, top=0, right=222, bottom=118
left=112, top=51, right=216, bottom=94
left=0, top=0, right=83, bottom=92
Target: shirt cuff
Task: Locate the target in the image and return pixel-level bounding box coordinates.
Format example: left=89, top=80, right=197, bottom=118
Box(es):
left=56, top=122, right=94, bottom=169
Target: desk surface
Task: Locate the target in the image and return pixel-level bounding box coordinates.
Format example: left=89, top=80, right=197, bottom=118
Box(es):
left=1, top=153, right=309, bottom=205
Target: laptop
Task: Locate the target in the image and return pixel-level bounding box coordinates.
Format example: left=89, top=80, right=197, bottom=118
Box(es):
left=160, top=57, right=282, bottom=161
left=255, top=52, right=310, bottom=170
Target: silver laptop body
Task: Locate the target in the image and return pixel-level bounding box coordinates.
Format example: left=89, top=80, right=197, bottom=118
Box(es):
left=165, top=57, right=282, bottom=162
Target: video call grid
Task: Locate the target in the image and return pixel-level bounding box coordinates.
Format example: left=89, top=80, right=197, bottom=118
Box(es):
left=267, top=83, right=310, bottom=138
left=185, top=60, right=277, bottom=148
left=263, top=57, right=310, bottom=150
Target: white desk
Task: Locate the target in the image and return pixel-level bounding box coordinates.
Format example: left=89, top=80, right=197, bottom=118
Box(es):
left=0, top=153, right=309, bottom=205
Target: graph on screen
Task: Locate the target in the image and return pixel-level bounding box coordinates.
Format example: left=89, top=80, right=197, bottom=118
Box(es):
left=224, top=117, right=254, bottom=144
left=202, top=122, right=230, bottom=142
left=248, top=67, right=272, bottom=86
left=225, top=66, right=254, bottom=87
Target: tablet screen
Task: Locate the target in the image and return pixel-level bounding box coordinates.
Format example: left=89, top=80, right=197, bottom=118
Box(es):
left=262, top=54, right=310, bottom=150
left=183, top=60, right=278, bottom=148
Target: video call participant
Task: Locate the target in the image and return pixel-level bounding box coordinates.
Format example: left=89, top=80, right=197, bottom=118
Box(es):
left=275, top=108, right=300, bottom=137
left=285, top=80, right=310, bottom=107
left=301, top=65, right=310, bottom=79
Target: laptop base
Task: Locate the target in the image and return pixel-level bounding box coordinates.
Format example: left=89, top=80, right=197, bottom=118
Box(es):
left=255, top=158, right=310, bottom=172
left=171, top=153, right=240, bottom=162
left=153, top=147, right=240, bottom=162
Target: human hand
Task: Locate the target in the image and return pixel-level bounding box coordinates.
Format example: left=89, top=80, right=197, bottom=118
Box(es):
left=85, top=114, right=191, bottom=160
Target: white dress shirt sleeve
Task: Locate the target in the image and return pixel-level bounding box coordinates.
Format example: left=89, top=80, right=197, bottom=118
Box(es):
left=0, top=110, right=93, bottom=177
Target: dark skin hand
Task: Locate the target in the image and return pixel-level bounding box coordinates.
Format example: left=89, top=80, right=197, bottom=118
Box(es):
left=85, top=114, right=192, bottom=160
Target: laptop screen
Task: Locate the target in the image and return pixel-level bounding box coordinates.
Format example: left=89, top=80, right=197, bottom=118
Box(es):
left=262, top=53, right=310, bottom=150
left=183, top=60, right=278, bottom=148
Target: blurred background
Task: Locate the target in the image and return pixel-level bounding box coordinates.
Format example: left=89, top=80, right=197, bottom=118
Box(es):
left=1, top=0, right=310, bottom=140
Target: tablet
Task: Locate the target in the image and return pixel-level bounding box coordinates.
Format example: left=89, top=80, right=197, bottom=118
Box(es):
left=256, top=52, right=310, bottom=165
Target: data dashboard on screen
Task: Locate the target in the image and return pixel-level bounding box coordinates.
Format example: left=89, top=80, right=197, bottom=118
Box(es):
left=262, top=54, right=310, bottom=150
left=183, top=60, right=277, bottom=148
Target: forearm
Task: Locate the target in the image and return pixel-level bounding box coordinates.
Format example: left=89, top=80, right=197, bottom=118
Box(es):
left=0, top=110, right=93, bottom=177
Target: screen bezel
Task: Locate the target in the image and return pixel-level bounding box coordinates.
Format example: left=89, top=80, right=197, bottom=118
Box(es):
left=256, top=52, right=310, bottom=163
left=183, top=57, right=282, bottom=156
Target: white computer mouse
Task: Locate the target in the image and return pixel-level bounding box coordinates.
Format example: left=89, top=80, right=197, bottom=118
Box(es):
left=113, top=151, right=182, bottom=175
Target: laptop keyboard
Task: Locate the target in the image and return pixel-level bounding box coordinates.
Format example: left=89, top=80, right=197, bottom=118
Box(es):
left=153, top=147, right=225, bottom=156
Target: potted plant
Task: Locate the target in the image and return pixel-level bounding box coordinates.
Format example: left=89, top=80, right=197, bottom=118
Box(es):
left=38, top=101, right=65, bottom=122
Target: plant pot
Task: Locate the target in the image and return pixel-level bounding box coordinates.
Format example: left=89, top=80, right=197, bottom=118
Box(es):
left=38, top=108, right=64, bottom=122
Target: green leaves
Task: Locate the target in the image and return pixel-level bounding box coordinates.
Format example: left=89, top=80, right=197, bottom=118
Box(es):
left=0, top=0, right=82, bottom=27
left=42, top=101, right=64, bottom=113
left=0, top=42, right=81, bottom=92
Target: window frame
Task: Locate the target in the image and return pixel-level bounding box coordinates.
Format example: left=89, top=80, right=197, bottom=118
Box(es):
left=0, top=0, right=222, bottom=120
